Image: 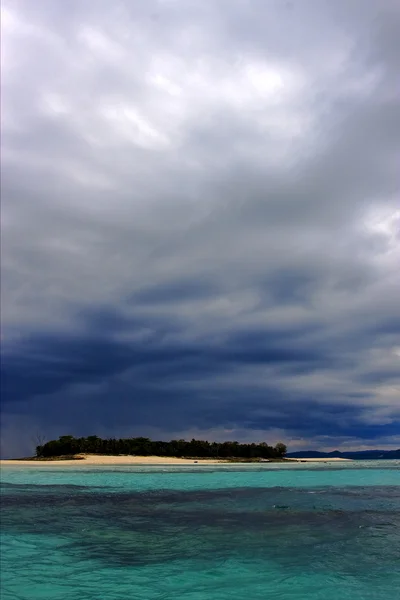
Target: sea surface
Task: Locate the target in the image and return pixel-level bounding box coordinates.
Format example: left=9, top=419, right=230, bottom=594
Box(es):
left=1, top=461, right=399, bottom=600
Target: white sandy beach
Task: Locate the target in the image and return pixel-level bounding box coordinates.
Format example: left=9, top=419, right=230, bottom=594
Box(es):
left=0, top=454, right=351, bottom=466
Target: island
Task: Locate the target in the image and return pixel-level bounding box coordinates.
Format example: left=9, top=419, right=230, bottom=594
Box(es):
left=2, top=435, right=290, bottom=464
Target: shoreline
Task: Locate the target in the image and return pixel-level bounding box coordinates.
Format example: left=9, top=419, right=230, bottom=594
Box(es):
left=0, top=454, right=352, bottom=466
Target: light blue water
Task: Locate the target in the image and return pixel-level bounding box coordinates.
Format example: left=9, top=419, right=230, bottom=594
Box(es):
left=1, top=461, right=399, bottom=599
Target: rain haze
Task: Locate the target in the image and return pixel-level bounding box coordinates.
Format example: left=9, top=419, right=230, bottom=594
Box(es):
left=1, top=0, right=399, bottom=457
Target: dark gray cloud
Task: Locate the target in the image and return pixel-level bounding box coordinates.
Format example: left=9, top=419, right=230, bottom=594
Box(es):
left=1, top=0, right=399, bottom=456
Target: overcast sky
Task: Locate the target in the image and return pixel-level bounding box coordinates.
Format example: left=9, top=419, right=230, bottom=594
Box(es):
left=1, top=0, right=399, bottom=457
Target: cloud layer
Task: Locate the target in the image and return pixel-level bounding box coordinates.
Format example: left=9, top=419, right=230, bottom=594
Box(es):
left=1, top=0, right=399, bottom=456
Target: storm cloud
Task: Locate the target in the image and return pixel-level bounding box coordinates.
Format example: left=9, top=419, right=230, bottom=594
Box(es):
left=1, top=0, right=399, bottom=457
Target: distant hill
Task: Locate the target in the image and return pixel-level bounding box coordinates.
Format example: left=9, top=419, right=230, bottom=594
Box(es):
left=287, top=449, right=400, bottom=460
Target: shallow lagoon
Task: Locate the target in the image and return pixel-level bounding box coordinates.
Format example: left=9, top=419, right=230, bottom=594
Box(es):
left=1, top=461, right=399, bottom=599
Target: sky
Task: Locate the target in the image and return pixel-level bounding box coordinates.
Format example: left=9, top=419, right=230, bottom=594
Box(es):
left=1, top=0, right=399, bottom=458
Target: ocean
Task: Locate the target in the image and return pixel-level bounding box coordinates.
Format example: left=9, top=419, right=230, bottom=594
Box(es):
left=1, top=461, right=399, bottom=599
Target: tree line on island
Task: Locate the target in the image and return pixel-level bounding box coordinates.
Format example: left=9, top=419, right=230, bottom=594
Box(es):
left=36, top=435, right=288, bottom=460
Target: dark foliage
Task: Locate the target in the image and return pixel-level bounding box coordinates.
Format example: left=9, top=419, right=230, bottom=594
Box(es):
left=37, top=436, right=287, bottom=459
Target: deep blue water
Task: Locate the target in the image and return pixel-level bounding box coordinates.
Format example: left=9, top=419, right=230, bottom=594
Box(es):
left=1, top=461, right=399, bottom=599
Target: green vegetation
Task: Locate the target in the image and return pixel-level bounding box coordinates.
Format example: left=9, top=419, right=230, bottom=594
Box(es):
left=16, top=455, right=85, bottom=462
left=36, top=436, right=287, bottom=460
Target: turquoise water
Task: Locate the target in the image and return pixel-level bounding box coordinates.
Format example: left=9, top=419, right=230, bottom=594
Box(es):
left=1, top=462, right=399, bottom=599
